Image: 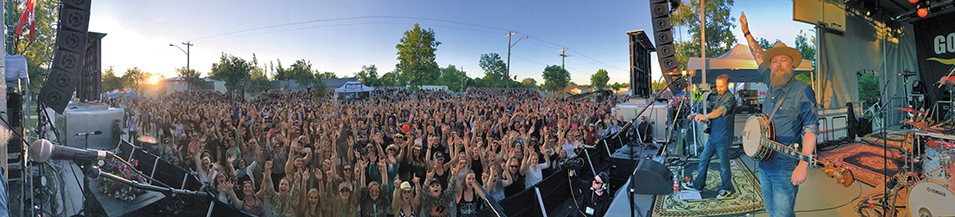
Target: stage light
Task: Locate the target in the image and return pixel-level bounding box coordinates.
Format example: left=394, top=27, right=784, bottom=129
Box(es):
left=863, top=1, right=878, bottom=17
left=909, top=0, right=919, bottom=4
left=917, top=2, right=929, bottom=17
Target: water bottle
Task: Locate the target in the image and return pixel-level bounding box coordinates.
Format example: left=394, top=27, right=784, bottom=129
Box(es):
left=673, top=174, right=679, bottom=192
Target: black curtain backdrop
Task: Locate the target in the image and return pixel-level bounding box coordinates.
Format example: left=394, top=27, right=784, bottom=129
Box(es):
left=914, top=12, right=955, bottom=120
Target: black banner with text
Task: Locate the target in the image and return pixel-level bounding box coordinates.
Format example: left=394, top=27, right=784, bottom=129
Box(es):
left=914, top=12, right=955, bottom=119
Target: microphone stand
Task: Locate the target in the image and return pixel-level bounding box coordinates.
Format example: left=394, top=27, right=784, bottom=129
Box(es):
left=615, top=75, right=686, bottom=217
left=879, top=79, right=891, bottom=213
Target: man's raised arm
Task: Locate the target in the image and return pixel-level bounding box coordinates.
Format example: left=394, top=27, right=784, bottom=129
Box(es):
left=740, top=12, right=765, bottom=67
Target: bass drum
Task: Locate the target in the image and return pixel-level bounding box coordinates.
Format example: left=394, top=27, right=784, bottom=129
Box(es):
left=908, top=178, right=955, bottom=217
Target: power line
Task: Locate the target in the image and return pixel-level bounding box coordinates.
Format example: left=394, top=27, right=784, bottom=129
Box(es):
left=190, top=15, right=510, bottom=42
left=188, top=15, right=627, bottom=74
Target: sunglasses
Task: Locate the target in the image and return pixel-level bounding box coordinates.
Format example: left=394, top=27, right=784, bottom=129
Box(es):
left=509, top=165, right=519, bottom=168
left=369, top=189, right=380, bottom=194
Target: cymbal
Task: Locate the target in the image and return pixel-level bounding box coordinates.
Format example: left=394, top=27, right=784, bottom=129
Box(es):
left=903, top=120, right=929, bottom=128
left=896, top=107, right=926, bottom=114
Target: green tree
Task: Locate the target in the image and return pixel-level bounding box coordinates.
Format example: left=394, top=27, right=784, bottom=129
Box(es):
left=793, top=29, right=816, bottom=85
left=379, top=70, right=399, bottom=87
left=175, top=67, right=204, bottom=88
left=311, top=71, right=330, bottom=97
left=288, top=59, right=316, bottom=88
left=590, top=69, right=610, bottom=89
left=395, top=23, right=441, bottom=86
left=247, top=56, right=271, bottom=95
left=479, top=53, right=507, bottom=87
left=858, top=74, right=880, bottom=108
left=10, top=0, right=58, bottom=94
left=521, top=78, right=537, bottom=87
left=273, top=59, right=290, bottom=82
left=208, top=53, right=253, bottom=96
left=318, top=72, right=337, bottom=79
left=101, top=67, right=123, bottom=92
left=609, top=82, right=629, bottom=90
left=439, top=65, right=466, bottom=92
left=356, top=65, right=380, bottom=86
left=652, top=80, right=667, bottom=90
left=672, top=0, right=737, bottom=70
left=542, top=65, right=570, bottom=92
left=120, top=67, right=150, bottom=92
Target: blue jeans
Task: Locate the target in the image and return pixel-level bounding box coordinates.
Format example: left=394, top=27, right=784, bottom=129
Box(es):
left=759, top=159, right=799, bottom=217
left=693, top=137, right=732, bottom=191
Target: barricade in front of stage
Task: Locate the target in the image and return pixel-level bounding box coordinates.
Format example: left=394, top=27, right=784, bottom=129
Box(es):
left=476, top=139, right=628, bottom=217
left=112, top=139, right=254, bottom=217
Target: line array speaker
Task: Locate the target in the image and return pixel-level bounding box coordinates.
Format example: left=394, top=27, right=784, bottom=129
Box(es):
left=38, top=0, right=92, bottom=113
left=648, top=0, right=687, bottom=92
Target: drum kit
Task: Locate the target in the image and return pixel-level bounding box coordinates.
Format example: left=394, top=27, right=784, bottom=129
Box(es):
left=890, top=107, right=955, bottom=217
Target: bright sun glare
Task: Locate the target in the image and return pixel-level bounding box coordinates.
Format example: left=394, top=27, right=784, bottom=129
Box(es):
left=148, top=75, right=162, bottom=84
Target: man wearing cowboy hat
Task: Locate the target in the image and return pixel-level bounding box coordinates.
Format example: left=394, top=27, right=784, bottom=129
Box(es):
left=741, top=12, right=819, bottom=217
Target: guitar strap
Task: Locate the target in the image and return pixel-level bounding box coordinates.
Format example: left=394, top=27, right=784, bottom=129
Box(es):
left=767, top=83, right=796, bottom=124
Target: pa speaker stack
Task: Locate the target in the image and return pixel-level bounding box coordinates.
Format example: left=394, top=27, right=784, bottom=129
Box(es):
left=38, top=0, right=92, bottom=113
left=648, top=0, right=687, bottom=92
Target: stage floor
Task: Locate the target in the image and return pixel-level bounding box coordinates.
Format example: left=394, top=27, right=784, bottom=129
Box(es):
left=606, top=143, right=881, bottom=217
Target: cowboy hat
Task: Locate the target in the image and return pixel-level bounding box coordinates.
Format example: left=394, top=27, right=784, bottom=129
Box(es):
left=762, top=42, right=802, bottom=68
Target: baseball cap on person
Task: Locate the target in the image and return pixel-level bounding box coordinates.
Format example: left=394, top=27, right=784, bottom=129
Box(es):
left=400, top=181, right=413, bottom=191
left=433, top=152, right=445, bottom=160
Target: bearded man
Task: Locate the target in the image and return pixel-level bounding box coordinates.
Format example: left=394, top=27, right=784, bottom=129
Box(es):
left=741, top=12, right=819, bottom=217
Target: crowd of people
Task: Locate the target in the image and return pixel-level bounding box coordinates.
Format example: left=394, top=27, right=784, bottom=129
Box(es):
left=120, top=87, right=631, bottom=217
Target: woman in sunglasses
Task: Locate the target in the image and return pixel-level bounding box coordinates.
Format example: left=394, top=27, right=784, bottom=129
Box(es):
left=358, top=160, right=391, bottom=217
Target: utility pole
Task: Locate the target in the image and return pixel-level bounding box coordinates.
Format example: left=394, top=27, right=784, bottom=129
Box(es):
left=170, top=42, right=194, bottom=71
left=183, top=41, right=193, bottom=71
left=700, top=0, right=707, bottom=90
left=506, top=32, right=527, bottom=89
left=559, top=48, right=569, bottom=69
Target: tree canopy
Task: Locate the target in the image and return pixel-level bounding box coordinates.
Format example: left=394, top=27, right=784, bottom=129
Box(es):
left=440, top=65, right=467, bottom=92
left=11, top=0, right=58, bottom=94
left=396, top=23, right=441, bottom=86
left=208, top=53, right=253, bottom=96
left=175, top=67, right=204, bottom=88
left=542, top=65, right=570, bottom=92
left=479, top=53, right=507, bottom=87
left=672, top=0, right=737, bottom=70
left=590, top=69, right=610, bottom=89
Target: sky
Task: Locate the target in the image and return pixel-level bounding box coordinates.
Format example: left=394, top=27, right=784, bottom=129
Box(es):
left=88, top=0, right=815, bottom=86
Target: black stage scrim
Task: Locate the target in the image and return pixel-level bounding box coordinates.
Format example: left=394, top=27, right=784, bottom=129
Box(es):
left=914, top=12, right=955, bottom=121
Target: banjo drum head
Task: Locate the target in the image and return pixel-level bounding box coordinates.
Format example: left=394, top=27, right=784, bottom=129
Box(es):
left=742, top=115, right=763, bottom=157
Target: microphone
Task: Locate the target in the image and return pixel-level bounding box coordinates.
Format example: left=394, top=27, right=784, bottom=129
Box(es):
left=29, top=139, right=110, bottom=163
left=75, top=130, right=103, bottom=136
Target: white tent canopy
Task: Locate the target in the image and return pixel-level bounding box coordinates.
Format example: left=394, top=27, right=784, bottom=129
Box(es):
left=686, top=44, right=813, bottom=83
left=334, top=81, right=374, bottom=93
left=6, top=54, right=29, bottom=91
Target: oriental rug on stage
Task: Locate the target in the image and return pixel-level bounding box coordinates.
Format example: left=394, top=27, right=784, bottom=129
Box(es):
left=818, top=143, right=902, bottom=187
left=651, top=159, right=762, bottom=217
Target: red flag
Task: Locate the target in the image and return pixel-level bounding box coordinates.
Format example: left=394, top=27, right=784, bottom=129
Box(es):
left=14, top=0, right=37, bottom=40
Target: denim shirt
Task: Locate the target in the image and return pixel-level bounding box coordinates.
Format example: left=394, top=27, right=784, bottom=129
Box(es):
left=709, top=91, right=737, bottom=144
left=759, top=65, right=818, bottom=169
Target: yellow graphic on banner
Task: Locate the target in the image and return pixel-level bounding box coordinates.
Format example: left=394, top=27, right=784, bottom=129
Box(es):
left=929, top=57, right=955, bottom=65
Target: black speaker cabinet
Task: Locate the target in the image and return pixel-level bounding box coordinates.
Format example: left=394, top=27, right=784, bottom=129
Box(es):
left=631, top=159, right=673, bottom=195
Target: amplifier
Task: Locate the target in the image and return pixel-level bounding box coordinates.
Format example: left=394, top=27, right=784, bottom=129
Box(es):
left=738, top=90, right=758, bottom=98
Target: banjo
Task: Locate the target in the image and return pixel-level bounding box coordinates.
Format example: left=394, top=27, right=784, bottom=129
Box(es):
left=742, top=114, right=856, bottom=187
